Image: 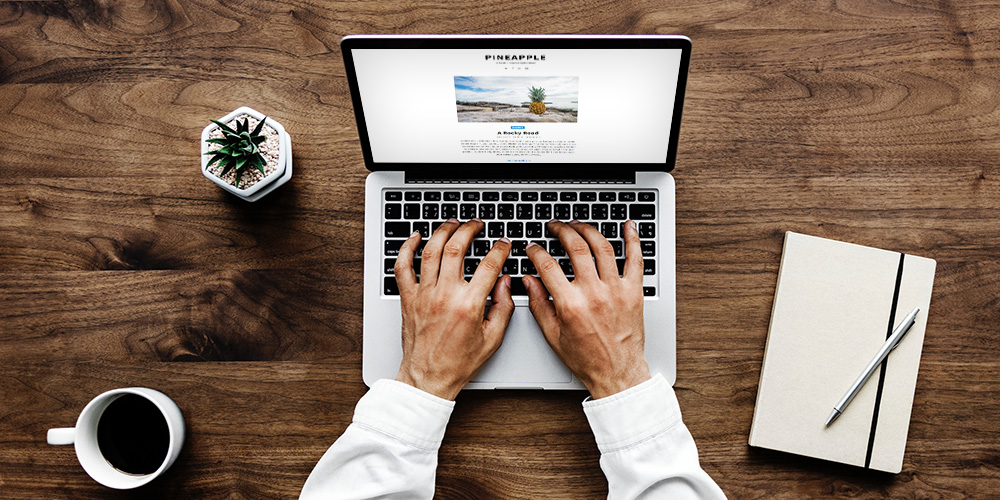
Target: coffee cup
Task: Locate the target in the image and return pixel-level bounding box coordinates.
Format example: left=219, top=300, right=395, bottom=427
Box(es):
left=47, top=387, right=185, bottom=489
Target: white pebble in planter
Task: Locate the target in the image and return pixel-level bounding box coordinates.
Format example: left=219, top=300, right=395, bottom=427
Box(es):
left=201, top=106, right=292, bottom=202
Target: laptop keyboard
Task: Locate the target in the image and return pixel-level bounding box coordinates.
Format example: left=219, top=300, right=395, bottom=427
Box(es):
left=382, top=189, right=657, bottom=297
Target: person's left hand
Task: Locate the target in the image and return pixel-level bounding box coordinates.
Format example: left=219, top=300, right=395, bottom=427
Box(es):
left=393, top=218, right=515, bottom=400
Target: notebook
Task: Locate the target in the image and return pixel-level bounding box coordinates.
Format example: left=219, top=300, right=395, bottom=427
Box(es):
left=749, top=232, right=936, bottom=473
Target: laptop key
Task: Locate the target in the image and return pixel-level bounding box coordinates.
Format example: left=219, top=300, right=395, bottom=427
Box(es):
left=502, top=192, right=519, bottom=201
left=511, top=240, right=528, bottom=256
left=464, top=258, right=480, bottom=276
left=479, top=204, right=496, bottom=220
left=425, top=192, right=441, bottom=201
left=385, top=203, right=402, bottom=219
left=460, top=204, right=477, bottom=219
left=573, top=204, right=590, bottom=220
left=516, top=204, right=532, bottom=220
left=509, top=277, right=527, bottom=296
left=641, top=241, right=655, bottom=256
left=549, top=241, right=566, bottom=257
left=464, top=192, right=480, bottom=201
left=473, top=240, right=491, bottom=256
left=581, top=192, right=597, bottom=202
left=498, top=204, right=514, bottom=220
left=644, top=259, right=655, bottom=275
left=521, top=192, right=538, bottom=201
left=422, top=204, right=439, bottom=219
left=610, top=204, right=627, bottom=219
left=639, top=192, right=655, bottom=202
left=442, top=203, right=458, bottom=219
left=502, top=259, right=518, bottom=275
left=643, top=286, right=656, bottom=297
left=384, top=258, right=395, bottom=274
left=413, top=222, right=429, bottom=237
left=507, top=222, right=524, bottom=238
left=535, top=204, right=551, bottom=220
left=592, top=204, right=608, bottom=220
left=403, top=203, right=420, bottom=220
left=618, top=192, right=636, bottom=202
left=560, top=192, right=577, bottom=202
left=385, top=222, right=410, bottom=238
left=432, top=221, right=444, bottom=232
left=599, top=192, right=616, bottom=202
left=521, top=259, right=537, bottom=275
left=639, top=223, right=655, bottom=238
left=554, top=204, right=571, bottom=220
left=385, top=239, right=404, bottom=256
left=384, top=277, right=399, bottom=295
left=488, top=222, right=504, bottom=238
left=558, top=259, right=573, bottom=275
left=525, top=222, right=543, bottom=238
left=404, top=192, right=421, bottom=201
left=629, top=204, right=656, bottom=220
left=483, top=191, right=500, bottom=201
left=601, top=222, right=618, bottom=239
left=385, top=191, right=402, bottom=201
left=541, top=191, right=558, bottom=201
left=444, top=191, right=461, bottom=201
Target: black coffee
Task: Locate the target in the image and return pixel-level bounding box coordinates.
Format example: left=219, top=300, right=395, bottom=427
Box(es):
left=96, top=394, right=170, bottom=475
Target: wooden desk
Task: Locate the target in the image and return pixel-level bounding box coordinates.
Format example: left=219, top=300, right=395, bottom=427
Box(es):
left=2, top=1, right=998, bottom=497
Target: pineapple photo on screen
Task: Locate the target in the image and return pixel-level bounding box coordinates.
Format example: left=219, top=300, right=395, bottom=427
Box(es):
left=528, top=86, right=546, bottom=114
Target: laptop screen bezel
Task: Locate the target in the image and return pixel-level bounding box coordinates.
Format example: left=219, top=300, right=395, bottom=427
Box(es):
left=340, top=35, right=691, bottom=175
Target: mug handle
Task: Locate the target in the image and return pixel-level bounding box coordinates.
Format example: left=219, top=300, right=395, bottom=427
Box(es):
left=47, top=427, right=76, bottom=445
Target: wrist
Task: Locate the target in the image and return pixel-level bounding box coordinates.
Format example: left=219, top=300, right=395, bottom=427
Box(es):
left=583, top=363, right=652, bottom=400
left=395, top=367, right=464, bottom=401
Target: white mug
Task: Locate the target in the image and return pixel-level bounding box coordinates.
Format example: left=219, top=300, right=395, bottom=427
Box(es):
left=47, top=387, right=185, bottom=489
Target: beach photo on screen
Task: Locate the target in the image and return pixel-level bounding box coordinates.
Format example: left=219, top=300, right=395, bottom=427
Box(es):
left=455, top=76, right=579, bottom=123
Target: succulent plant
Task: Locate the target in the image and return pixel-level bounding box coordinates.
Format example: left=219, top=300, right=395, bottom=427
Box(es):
left=203, top=116, right=268, bottom=188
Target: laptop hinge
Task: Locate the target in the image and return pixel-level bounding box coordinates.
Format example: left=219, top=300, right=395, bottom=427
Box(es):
left=404, top=168, right=635, bottom=184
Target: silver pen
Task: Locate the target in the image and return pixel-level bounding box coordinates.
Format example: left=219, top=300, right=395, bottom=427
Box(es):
left=825, top=307, right=920, bottom=427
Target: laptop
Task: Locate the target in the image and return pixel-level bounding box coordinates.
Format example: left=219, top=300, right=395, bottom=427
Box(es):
left=341, top=35, right=691, bottom=390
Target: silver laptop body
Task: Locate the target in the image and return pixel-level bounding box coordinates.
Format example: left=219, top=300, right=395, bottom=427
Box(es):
left=342, top=35, right=691, bottom=389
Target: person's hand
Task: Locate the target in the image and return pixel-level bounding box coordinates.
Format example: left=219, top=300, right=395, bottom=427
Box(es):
left=393, top=218, right=515, bottom=400
left=523, top=219, right=651, bottom=399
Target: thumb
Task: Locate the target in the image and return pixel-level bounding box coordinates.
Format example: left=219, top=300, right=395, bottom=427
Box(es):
left=523, top=275, right=560, bottom=346
left=484, top=275, right=515, bottom=346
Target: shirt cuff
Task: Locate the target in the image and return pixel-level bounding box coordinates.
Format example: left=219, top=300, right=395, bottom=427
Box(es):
left=582, top=373, right=683, bottom=453
left=352, top=379, right=456, bottom=450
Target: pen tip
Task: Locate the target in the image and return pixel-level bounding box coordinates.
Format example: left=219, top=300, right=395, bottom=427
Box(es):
left=825, top=409, right=841, bottom=427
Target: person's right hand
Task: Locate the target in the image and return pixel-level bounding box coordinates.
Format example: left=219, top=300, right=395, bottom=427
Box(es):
left=523, top=220, right=651, bottom=399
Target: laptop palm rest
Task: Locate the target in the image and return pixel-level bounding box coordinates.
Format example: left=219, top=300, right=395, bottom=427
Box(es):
left=471, top=306, right=573, bottom=384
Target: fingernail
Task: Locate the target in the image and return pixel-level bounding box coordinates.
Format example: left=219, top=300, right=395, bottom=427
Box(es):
left=410, top=231, right=420, bottom=237
left=569, top=219, right=580, bottom=224
left=526, top=242, right=539, bottom=249
left=446, top=218, right=459, bottom=224
left=548, top=218, right=559, bottom=224
left=629, top=220, right=638, bottom=230
left=472, top=217, right=482, bottom=223
left=504, top=275, right=512, bottom=287
left=499, top=237, right=511, bottom=244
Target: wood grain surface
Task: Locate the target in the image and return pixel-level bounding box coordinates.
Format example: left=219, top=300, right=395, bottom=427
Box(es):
left=2, top=0, right=999, bottom=498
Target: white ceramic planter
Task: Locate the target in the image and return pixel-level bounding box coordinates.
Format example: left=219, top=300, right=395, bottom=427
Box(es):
left=201, top=106, right=292, bottom=202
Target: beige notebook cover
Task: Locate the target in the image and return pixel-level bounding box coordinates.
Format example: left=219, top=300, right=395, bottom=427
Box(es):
left=749, top=232, right=935, bottom=473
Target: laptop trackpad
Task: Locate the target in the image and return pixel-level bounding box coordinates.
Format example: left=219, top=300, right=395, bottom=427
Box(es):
left=472, top=306, right=573, bottom=384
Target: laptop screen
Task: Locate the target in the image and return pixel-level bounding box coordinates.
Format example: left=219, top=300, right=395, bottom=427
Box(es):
left=342, top=37, right=690, bottom=171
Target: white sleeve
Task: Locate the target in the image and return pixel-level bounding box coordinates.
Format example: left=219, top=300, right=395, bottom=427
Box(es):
left=300, top=379, right=455, bottom=500
left=583, top=373, right=727, bottom=500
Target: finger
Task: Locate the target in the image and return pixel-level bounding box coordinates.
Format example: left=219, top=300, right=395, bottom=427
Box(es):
left=439, top=219, right=484, bottom=283
left=470, top=237, right=511, bottom=296
left=548, top=220, right=599, bottom=282
left=623, top=220, right=643, bottom=284
left=526, top=240, right=570, bottom=296
left=523, top=275, right=560, bottom=344
left=568, top=221, right=618, bottom=280
left=483, top=275, right=515, bottom=347
left=419, top=218, right=460, bottom=285
left=394, top=231, right=421, bottom=296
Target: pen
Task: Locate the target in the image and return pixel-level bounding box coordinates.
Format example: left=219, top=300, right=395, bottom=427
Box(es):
left=825, top=307, right=920, bottom=427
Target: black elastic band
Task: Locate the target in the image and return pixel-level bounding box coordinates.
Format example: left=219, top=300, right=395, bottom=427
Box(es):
left=865, top=253, right=905, bottom=469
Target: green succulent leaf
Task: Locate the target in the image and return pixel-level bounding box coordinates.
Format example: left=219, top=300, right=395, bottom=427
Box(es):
left=206, top=153, right=225, bottom=167
left=235, top=169, right=243, bottom=188
left=220, top=161, right=234, bottom=177
left=211, top=119, right=237, bottom=135
left=252, top=135, right=266, bottom=145
left=251, top=116, right=267, bottom=136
